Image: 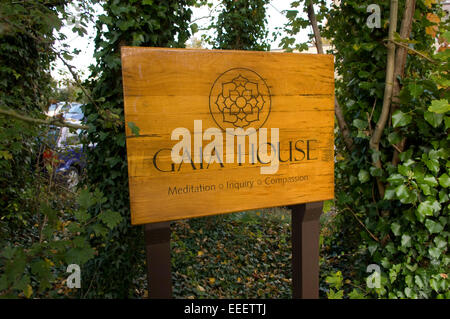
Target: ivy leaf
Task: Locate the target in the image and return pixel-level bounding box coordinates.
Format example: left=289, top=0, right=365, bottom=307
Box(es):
left=358, top=169, right=370, bottom=183
left=0, top=150, right=13, bottom=160
left=348, top=289, right=365, bottom=299
left=417, top=201, right=434, bottom=218
left=98, top=210, right=122, bottom=229
left=353, top=119, right=367, bottom=130
left=387, top=174, right=405, bottom=186
left=31, top=260, right=51, bottom=289
left=419, top=183, right=431, bottom=195
left=429, top=247, right=440, bottom=259
left=428, top=99, right=450, bottom=114
left=389, top=268, right=398, bottom=284
left=415, top=275, right=425, bottom=289
left=14, top=274, right=30, bottom=292
left=422, top=154, right=440, bottom=174
left=392, top=110, right=412, bottom=128
left=408, top=83, right=423, bottom=98
left=401, top=234, right=411, bottom=248
left=368, top=243, right=378, bottom=255
left=1, top=245, right=16, bottom=259
left=322, top=200, right=334, bottom=213
left=190, top=23, right=199, bottom=34
left=399, top=149, right=413, bottom=162
left=327, top=289, right=344, bottom=299
left=325, top=271, right=343, bottom=289
left=358, top=71, right=370, bottom=78
left=422, top=175, right=438, bottom=187
left=384, top=186, right=396, bottom=200
left=370, top=166, right=382, bottom=177
left=434, top=236, right=447, bottom=249
left=430, top=278, right=439, bottom=293
left=77, top=189, right=96, bottom=210
left=391, top=222, right=401, bottom=236
left=74, top=210, right=91, bottom=223
left=127, top=122, right=140, bottom=136
left=438, top=173, right=450, bottom=188
left=424, top=111, right=444, bottom=128
left=7, top=249, right=26, bottom=280
left=439, top=190, right=449, bottom=203
left=62, top=52, right=73, bottom=61
left=118, top=20, right=134, bottom=31
left=398, top=165, right=412, bottom=177
left=395, top=184, right=409, bottom=201
left=388, top=132, right=402, bottom=145
left=90, top=224, right=108, bottom=237
left=65, top=247, right=95, bottom=265
left=404, top=287, right=413, bottom=298
left=425, top=219, right=444, bottom=234
left=98, top=14, right=112, bottom=25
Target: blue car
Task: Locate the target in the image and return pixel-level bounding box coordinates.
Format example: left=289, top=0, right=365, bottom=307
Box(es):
left=44, top=102, right=87, bottom=190
left=55, top=127, right=86, bottom=190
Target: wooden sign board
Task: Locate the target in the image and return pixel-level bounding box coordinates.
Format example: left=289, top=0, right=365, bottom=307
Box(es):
left=121, top=47, right=334, bottom=225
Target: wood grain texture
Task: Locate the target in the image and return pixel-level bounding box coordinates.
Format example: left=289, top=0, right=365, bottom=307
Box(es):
left=121, top=47, right=335, bottom=225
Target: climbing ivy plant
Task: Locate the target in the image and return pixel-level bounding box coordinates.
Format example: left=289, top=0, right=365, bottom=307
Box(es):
left=207, top=0, right=271, bottom=50
left=0, top=0, right=123, bottom=299
left=81, top=0, right=193, bottom=298
left=284, top=0, right=449, bottom=298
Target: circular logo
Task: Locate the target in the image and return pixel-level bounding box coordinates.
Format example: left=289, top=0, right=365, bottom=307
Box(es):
left=209, top=68, right=271, bottom=132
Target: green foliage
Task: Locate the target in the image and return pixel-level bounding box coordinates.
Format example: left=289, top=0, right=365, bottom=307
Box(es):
left=281, top=0, right=328, bottom=52
left=81, top=0, right=193, bottom=298
left=0, top=179, right=122, bottom=298
left=0, top=0, right=61, bottom=221
left=0, top=1, right=63, bottom=298
left=2, top=0, right=448, bottom=300
left=207, top=0, right=270, bottom=50
left=127, top=122, right=140, bottom=137
left=0, top=0, right=125, bottom=299
left=171, top=212, right=292, bottom=298
left=285, top=0, right=449, bottom=299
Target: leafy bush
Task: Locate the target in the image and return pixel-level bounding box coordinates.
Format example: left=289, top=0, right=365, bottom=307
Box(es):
left=81, top=0, right=194, bottom=298
left=207, top=0, right=271, bottom=50
left=284, top=0, right=449, bottom=298
left=0, top=0, right=124, bottom=298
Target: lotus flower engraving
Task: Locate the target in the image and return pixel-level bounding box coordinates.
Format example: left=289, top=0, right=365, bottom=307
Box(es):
left=215, top=74, right=266, bottom=128
left=209, top=68, right=271, bottom=132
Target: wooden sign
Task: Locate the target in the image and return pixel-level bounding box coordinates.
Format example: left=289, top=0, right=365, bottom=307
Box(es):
left=121, top=47, right=334, bottom=225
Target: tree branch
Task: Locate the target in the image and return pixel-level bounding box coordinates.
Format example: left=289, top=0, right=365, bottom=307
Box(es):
left=391, top=0, right=417, bottom=166
left=0, top=106, right=88, bottom=130
left=369, top=0, right=399, bottom=199
left=55, top=51, right=99, bottom=110
left=344, top=207, right=379, bottom=242
left=389, top=40, right=435, bottom=63
left=307, top=0, right=323, bottom=54
left=305, top=0, right=354, bottom=151
left=393, top=0, right=417, bottom=104
left=334, top=97, right=354, bottom=151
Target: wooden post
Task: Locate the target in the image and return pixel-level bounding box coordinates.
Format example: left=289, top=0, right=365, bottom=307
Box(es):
left=144, top=222, right=172, bottom=298
left=290, top=201, right=323, bottom=299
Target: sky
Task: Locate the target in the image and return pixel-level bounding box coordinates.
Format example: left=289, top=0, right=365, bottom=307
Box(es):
left=51, top=0, right=312, bottom=82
